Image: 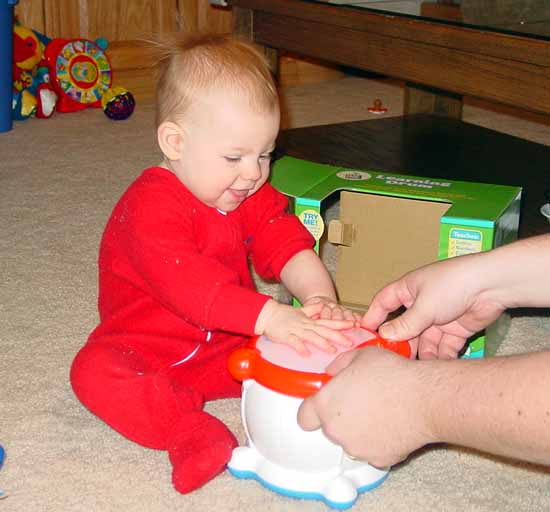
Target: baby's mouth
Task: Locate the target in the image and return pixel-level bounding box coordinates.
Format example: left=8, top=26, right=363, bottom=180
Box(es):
left=229, top=188, right=251, bottom=200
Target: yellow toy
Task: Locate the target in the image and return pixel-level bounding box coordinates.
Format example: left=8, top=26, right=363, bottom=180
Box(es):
left=12, top=21, right=57, bottom=119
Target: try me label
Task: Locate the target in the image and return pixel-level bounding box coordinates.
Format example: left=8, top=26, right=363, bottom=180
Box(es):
left=299, top=209, right=325, bottom=241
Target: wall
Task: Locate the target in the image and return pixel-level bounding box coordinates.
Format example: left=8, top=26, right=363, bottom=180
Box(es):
left=15, top=0, right=232, bottom=101
left=14, top=1, right=344, bottom=100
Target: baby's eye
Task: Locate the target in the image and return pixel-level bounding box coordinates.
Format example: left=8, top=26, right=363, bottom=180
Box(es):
left=224, top=156, right=242, bottom=163
left=259, top=153, right=272, bottom=161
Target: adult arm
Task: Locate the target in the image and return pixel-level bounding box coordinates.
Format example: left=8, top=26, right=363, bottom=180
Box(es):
left=298, top=346, right=550, bottom=468
left=362, top=234, right=550, bottom=358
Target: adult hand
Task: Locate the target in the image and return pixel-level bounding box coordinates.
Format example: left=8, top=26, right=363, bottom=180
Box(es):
left=361, top=255, right=506, bottom=359
left=297, top=346, right=434, bottom=467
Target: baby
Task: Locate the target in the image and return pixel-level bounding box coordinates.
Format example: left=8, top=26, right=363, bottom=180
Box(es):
left=70, top=33, right=355, bottom=495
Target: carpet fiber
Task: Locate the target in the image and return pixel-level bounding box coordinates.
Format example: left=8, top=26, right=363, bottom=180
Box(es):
left=2, top=76, right=550, bottom=511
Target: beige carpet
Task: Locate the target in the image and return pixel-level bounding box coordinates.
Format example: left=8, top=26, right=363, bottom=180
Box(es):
left=2, top=76, right=550, bottom=511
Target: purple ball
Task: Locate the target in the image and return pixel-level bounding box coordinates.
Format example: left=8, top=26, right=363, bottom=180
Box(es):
left=103, top=91, right=136, bottom=120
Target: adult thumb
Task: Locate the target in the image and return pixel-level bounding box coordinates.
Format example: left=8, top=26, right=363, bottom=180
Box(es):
left=297, top=398, right=321, bottom=432
left=378, top=305, right=432, bottom=341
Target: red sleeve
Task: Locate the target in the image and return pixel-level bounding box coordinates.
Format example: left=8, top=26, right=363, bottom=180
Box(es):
left=108, top=173, right=271, bottom=335
left=206, top=284, right=270, bottom=335
left=241, top=183, right=315, bottom=281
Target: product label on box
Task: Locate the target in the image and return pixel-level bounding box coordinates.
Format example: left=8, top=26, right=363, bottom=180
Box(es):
left=299, top=209, right=325, bottom=241
left=336, top=170, right=371, bottom=181
left=375, top=174, right=452, bottom=189
left=448, top=228, right=482, bottom=257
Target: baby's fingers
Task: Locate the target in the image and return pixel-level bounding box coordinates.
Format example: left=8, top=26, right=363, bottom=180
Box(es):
left=327, top=305, right=345, bottom=321
left=301, top=302, right=325, bottom=318
left=310, top=322, right=354, bottom=347
left=347, top=310, right=362, bottom=323
left=319, top=304, right=335, bottom=320
left=331, top=306, right=359, bottom=322
left=286, top=335, right=312, bottom=357
left=294, top=330, right=337, bottom=354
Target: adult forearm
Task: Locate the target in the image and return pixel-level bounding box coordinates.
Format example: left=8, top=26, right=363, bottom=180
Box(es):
left=480, top=234, right=550, bottom=309
left=424, top=351, right=550, bottom=465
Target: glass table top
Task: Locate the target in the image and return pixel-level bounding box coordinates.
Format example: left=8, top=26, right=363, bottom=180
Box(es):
left=316, top=0, right=550, bottom=39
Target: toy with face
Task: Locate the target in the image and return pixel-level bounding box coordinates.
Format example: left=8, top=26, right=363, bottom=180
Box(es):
left=12, top=22, right=57, bottom=120
left=12, top=24, right=44, bottom=89
left=44, top=37, right=112, bottom=113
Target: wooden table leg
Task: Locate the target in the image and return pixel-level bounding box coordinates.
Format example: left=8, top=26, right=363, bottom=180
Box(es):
left=232, top=6, right=252, bottom=39
left=404, top=83, right=463, bottom=119
left=232, top=6, right=279, bottom=77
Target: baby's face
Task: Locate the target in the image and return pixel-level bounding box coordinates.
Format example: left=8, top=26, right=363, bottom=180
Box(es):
left=169, top=89, right=280, bottom=212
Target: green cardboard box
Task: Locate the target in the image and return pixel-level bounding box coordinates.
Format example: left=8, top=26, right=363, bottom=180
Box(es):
left=270, top=156, right=522, bottom=358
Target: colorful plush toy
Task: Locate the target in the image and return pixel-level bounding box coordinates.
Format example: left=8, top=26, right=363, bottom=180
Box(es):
left=12, top=21, right=57, bottom=120
left=12, top=23, right=46, bottom=89
left=12, top=21, right=135, bottom=122
left=45, top=37, right=112, bottom=113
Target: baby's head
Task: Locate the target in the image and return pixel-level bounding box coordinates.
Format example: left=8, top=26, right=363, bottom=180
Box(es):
left=153, top=33, right=281, bottom=213
left=154, top=33, right=279, bottom=127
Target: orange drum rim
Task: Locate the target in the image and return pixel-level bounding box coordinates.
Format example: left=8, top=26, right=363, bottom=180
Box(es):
left=228, top=331, right=411, bottom=399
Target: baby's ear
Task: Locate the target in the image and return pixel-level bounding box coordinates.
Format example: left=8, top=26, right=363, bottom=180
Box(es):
left=157, top=121, right=183, bottom=161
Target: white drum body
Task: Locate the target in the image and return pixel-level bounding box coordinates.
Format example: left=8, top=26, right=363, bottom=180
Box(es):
left=227, top=328, right=407, bottom=509
left=242, top=379, right=343, bottom=472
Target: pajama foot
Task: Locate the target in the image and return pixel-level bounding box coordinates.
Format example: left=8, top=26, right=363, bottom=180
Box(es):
left=168, top=410, right=237, bottom=493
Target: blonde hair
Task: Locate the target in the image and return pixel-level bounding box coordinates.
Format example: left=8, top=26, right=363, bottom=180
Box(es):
left=151, top=33, right=279, bottom=127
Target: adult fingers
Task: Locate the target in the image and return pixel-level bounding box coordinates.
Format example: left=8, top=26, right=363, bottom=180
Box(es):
left=377, top=302, right=435, bottom=341
left=416, top=325, right=443, bottom=360
left=324, top=349, right=358, bottom=376
left=408, top=336, right=419, bottom=359
left=297, top=398, right=322, bottom=431
left=361, top=282, right=409, bottom=331
left=437, top=332, right=468, bottom=359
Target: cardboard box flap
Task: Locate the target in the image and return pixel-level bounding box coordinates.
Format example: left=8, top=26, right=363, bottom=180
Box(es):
left=270, top=157, right=338, bottom=198
left=335, top=192, right=451, bottom=308
left=271, top=156, right=521, bottom=224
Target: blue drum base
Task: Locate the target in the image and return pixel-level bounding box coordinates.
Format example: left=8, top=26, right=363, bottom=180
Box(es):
left=228, top=445, right=389, bottom=510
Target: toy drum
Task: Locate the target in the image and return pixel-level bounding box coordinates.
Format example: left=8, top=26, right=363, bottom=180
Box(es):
left=228, top=327, right=410, bottom=509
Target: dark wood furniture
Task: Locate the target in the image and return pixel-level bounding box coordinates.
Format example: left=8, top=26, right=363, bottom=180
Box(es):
left=277, top=115, right=550, bottom=239
left=229, top=0, right=550, bottom=118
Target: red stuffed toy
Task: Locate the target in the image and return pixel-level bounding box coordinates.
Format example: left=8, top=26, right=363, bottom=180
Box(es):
left=12, top=22, right=57, bottom=119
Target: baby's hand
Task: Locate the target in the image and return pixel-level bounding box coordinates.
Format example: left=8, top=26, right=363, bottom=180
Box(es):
left=302, top=295, right=361, bottom=324
left=255, top=300, right=355, bottom=356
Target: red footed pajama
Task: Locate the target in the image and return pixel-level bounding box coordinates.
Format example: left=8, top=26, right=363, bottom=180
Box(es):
left=70, top=336, right=244, bottom=493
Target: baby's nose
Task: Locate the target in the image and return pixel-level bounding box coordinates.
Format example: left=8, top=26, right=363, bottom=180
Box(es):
left=241, top=161, right=262, bottom=181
